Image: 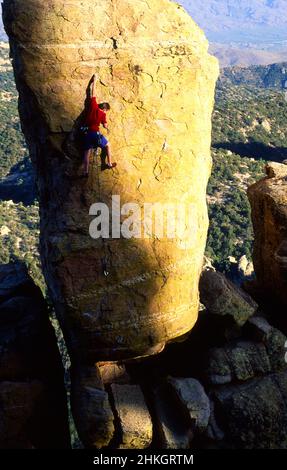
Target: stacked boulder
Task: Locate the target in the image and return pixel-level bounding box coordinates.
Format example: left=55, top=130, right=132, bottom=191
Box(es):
left=248, top=162, right=287, bottom=309
left=0, top=262, right=70, bottom=448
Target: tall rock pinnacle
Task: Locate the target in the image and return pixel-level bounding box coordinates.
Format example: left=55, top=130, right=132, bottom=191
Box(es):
left=2, top=0, right=218, bottom=361
left=248, top=163, right=287, bottom=308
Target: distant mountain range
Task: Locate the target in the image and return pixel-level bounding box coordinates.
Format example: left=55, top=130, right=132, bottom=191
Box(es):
left=210, top=43, right=287, bottom=68
left=178, top=1, right=287, bottom=66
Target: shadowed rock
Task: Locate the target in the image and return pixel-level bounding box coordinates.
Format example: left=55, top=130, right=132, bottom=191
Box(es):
left=207, top=341, right=272, bottom=385
left=98, top=362, right=131, bottom=386
left=167, top=377, right=210, bottom=433
left=200, top=268, right=258, bottom=330
left=110, top=383, right=153, bottom=449
left=151, top=384, right=193, bottom=449
left=0, top=262, right=70, bottom=449
left=71, top=365, right=115, bottom=449
left=213, top=372, right=287, bottom=449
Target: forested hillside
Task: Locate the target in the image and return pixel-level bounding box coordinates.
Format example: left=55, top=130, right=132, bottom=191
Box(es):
left=219, top=62, right=287, bottom=89
left=208, top=81, right=287, bottom=270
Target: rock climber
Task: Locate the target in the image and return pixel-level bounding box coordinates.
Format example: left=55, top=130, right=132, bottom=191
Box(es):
left=83, top=74, right=116, bottom=176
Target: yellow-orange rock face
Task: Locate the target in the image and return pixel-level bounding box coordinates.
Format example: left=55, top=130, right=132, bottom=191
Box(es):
left=3, top=0, right=219, bottom=360
left=248, top=164, right=287, bottom=308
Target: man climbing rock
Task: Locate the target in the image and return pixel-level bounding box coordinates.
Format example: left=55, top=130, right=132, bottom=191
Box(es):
left=83, top=74, right=117, bottom=176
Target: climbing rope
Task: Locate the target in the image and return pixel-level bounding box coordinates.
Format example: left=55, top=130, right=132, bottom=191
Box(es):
left=92, top=147, right=110, bottom=279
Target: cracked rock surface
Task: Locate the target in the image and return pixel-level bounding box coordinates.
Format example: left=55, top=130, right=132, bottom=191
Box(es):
left=3, top=0, right=218, bottom=361
left=248, top=163, right=287, bottom=309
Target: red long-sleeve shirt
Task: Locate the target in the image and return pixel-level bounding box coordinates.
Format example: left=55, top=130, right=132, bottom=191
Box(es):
left=85, top=96, right=107, bottom=132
